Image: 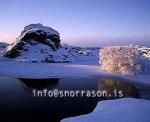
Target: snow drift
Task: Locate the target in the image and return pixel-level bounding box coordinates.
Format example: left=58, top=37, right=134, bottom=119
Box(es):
left=61, top=98, right=150, bottom=122
left=100, top=45, right=150, bottom=74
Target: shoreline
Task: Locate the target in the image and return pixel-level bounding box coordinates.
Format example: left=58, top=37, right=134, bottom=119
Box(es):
left=0, top=60, right=150, bottom=86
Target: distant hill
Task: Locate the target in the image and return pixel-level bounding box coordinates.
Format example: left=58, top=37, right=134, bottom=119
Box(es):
left=0, top=42, right=9, bottom=51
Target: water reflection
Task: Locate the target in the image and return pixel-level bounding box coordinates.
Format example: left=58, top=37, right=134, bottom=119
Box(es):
left=98, top=79, right=140, bottom=99
left=18, top=78, right=59, bottom=91
left=18, top=77, right=140, bottom=99
left=0, top=76, right=147, bottom=122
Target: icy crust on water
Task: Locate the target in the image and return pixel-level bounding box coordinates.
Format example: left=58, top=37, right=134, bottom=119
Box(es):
left=61, top=98, right=150, bottom=122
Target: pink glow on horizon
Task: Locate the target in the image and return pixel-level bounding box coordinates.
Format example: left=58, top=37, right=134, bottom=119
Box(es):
left=0, top=35, right=15, bottom=43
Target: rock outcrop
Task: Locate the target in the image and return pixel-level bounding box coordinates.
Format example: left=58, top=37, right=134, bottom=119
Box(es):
left=4, top=24, right=71, bottom=62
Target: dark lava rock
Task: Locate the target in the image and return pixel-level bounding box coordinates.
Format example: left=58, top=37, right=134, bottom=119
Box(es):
left=4, top=23, right=61, bottom=58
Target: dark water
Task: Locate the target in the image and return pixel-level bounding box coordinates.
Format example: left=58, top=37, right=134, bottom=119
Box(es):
left=0, top=76, right=150, bottom=122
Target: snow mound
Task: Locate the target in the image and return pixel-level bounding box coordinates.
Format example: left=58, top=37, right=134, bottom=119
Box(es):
left=100, top=45, right=150, bottom=74
left=18, top=23, right=60, bottom=48
left=61, top=98, right=150, bottom=122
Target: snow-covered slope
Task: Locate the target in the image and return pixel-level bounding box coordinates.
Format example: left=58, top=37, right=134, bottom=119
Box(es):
left=0, top=24, right=149, bottom=64
left=8, top=42, right=73, bottom=63
left=0, top=61, right=150, bottom=86
left=3, top=24, right=68, bottom=62
left=0, top=42, right=9, bottom=56
left=3, top=43, right=99, bottom=63
left=0, top=42, right=8, bottom=51
left=0, top=24, right=149, bottom=79
left=61, top=98, right=150, bottom=122
left=2, top=24, right=100, bottom=63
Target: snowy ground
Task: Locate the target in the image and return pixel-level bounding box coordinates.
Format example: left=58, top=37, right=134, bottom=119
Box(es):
left=0, top=61, right=150, bottom=86
left=61, top=98, right=150, bottom=122
left=1, top=24, right=150, bottom=122
left=0, top=44, right=150, bottom=85
left=0, top=43, right=150, bottom=122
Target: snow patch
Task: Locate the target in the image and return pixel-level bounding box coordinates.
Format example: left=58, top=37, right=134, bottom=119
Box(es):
left=61, top=98, right=150, bottom=122
left=20, top=23, right=59, bottom=37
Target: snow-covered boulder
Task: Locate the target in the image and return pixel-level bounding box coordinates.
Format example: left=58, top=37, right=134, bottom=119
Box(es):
left=99, top=45, right=148, bottom=74
left=19, top=23, right=60, bottom=48
left=3, top=24, right=72, bottom=62
left=61, top=98, right=150, bottom=122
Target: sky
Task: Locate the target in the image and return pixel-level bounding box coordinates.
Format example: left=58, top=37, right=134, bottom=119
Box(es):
left=0, top=0, right=150, bottom=46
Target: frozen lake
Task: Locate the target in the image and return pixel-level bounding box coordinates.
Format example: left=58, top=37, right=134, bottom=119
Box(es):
left=0, top=76, right=150, bottom=122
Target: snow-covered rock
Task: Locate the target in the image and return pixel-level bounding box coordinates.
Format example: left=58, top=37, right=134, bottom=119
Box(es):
left=0, top=42, right=9, bottom=57
left=14, top=42, right=73, bottom=63
left=136, top=45, right=150, bottom=58
left=100, top=45, right=149, bottom=74
left=2, top=24, right=99, bottom=63
left=3, top=24, right=72, bottom=62
left=20, top=23, right=59, bottom=36
left=0, top=42, right=8, bottom=51
left=61, top=98, right=150, bottom=122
